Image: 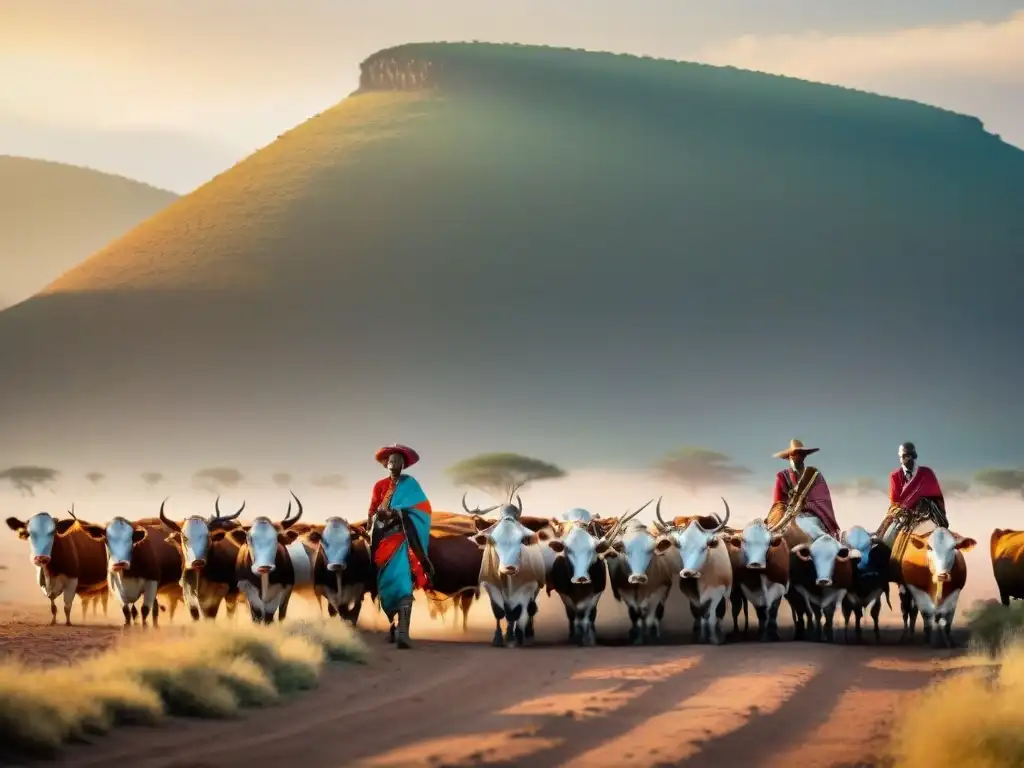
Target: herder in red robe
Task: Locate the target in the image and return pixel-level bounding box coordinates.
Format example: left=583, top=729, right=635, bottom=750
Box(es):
left=876, top=442, right=948, bottom=546
left=766, top=439, right=841, bottom=539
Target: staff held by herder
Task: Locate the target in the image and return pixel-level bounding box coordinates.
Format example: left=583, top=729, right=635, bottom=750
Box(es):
left=368, top=443, right=435, bottom=649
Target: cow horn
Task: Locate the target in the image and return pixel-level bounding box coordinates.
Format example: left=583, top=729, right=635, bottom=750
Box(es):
left=514, top=494, right=523, bottom=514
left=159, top=497, right=181, bottom=531
left=709, top=497, right=731, bottom=534
left=603, top=498, right=653, bottom=543
left=67, top=503, right=77, bottom=520
left=653, top=496, right=670, bottom=533
left=280, top=490, right=303, bottom=529
left=461, top=492, right=499, bottom=516
left=222, top=499, right=245, bottom=521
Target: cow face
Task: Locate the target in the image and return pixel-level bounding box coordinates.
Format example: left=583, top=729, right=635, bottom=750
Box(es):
left=615, top=526, right=663, bottom=584
left=562, top=508, right=593, bottom=525
left=167, top=516, right=215, bottom=570
left=909, top=528, right=976, bottom=581
left=240, top=517, right=284, bottom=575
left=307, top=517, right=356, bottom=571
left=6, top=512, right=77, bottom=566
left=84, top=517, right=147, bottom=571
left=791, top=534, right=858, bottom=586
left=472, top=517, right=539, bottom=575
left=666, top=521, right=721, bottom=579
left=726, top=520, right=783, bottom=570
left=547, top=525, right=613, bottom=584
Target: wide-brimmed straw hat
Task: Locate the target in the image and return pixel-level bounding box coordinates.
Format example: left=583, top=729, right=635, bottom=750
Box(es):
left=773, top=438, right=820, bottom=460
left=375, top=443, right=420, bottom=468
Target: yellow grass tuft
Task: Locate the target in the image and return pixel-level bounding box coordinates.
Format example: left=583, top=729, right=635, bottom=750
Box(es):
left=0, top=619, right=367, bottom=761
left=889, top=641, right=1024, bottom=767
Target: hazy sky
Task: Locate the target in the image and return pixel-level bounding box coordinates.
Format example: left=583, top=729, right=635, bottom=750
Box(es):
left=2, top=1, right=1022, bottom=191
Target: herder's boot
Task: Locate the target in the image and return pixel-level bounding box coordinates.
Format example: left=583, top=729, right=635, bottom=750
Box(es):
left=396, top=596, right=413, bottom=650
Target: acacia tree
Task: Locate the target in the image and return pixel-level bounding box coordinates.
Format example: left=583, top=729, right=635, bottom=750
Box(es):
left=141, top=471, right=165, bottom=487
left=973, top=468, right=1024, bottom=499
left=271, top=472, right=293, bottom=488
left=193, top=467, right=244, bottom=494
left=653, top=447, right=752, bottom=494
left=311, top=473, right=345, bottom=489
left=446, top=453, right=566, bottom=500
left=0, top=466, right=59, bottom=496
left=85, top=472, right=105, bottom=485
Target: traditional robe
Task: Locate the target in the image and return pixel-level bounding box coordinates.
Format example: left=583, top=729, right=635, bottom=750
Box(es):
left=889, top=465, right=945, bottom=514
left=368, top=474, right=433, bottom=615
left=769, top=466, right=840, bottom=537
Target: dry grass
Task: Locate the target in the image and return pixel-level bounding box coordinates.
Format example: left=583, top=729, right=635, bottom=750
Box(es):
left=0, top=619, right=367, bottom=760
left=889, top=611, right=1024, bottom=768
left=964, top=598, right=1024, bottom=657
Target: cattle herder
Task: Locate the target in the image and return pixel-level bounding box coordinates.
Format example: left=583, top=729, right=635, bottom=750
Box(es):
left=368, top=443, right=435, bottom=649
left=766, top=439, right=841, bottom=538
left=875, top=441, right=948, bottom=548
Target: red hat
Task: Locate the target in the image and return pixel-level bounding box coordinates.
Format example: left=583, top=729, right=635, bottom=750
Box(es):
left=375, top=443, right=420, bottom=468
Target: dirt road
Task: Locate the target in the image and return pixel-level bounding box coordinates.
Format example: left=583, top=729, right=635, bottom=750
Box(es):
left=41, top=626, right=963, bottom=768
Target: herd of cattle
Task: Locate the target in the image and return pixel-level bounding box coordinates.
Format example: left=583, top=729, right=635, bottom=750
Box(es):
left=5, top=493, right=1024, bottom=649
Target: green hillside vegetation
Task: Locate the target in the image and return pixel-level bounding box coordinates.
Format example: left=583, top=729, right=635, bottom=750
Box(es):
left=0, top=156, right=177, bottom=309
left=0, top=41, right=1021, bottom=473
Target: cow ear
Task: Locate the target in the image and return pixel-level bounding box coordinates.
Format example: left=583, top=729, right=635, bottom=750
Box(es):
left=471, top=533, right=489, bottom=549
left=654, top=536, right=675, bottom=554
left=82, top=524, right=106, bottom=540
left=707, top=536, right=721, bottom=548
left=835, top=546, right=851, bottom=561
left=5, top=517, right=25, bottom=533
left=522, top=533, right=539, bottom=546
left=306, top=530, right=323, bottom=545
left=132, top=528, right=148, bottom=544
left=595, top=540, right=611, bottom=554
left=547, top=539, right=565, bottom=553
left=769, top=535, right=784, bottom=547
left=725, top=535, right=742, bottom=548
left=908, top=537, right=927, bottom=550
left=955, top=537, right=977, bottom=552
left=55, top=519, right=77, bottom=536
left=473, top=517, right=492, bottom=532
left=281, top=529, right=300, bottom=543
left=166, top=531, right=182, bottom=543
left=209, top=529, right=227, bottom=542
left=612, top=540, right=625, bottom=552
left=536, top=528, right=553, bottom=542
left=227, top=529, right=248, bottom=546
left=791, top=544, right=811, bottom=561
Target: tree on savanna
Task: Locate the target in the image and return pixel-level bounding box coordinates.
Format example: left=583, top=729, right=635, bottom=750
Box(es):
left=85, top=472, right=105, bottom=485
left=193, top=467, right=244, bottom=494
left=271, top=472, right=293, bottom=488
left=0, top=466, right=59, bottom=496
left=311, top=473, right=345, bottom=489
left=446, top=452, right=566, bottom=500
left=973, top=468, right=1024, bottom=499
left=653, top=447, right=752, bottom=494
left=141, top=471, right=165, bottom=487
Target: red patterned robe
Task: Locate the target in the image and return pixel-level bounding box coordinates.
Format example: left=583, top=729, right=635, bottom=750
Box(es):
left=889, top=466, right=945, bottom=513
left=771, top=466, right=841, bottom=537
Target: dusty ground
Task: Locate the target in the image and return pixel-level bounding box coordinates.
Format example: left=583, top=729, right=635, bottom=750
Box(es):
left=0, top=594, right=970, bottom=768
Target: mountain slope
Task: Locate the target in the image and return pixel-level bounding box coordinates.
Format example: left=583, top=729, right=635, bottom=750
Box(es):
left=0, top=156, right=177, bottom=308
left=1, top=42, right=1022, bottom=481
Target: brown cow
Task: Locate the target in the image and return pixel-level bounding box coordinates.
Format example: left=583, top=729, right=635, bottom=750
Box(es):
left=991, top=528, right=1024, bottom=606
left=900, top=527, right=975, bottom=648
left=81, top=516, right=180, bottom=627
left=723, top=518, right=790, bottom=642
left=294, top=517, right=375, bottom=624
left=606, top=517, right=681, bottom=644
left=789, top=534, right=859, bottom=643
left=160, top=496, right=247, bottom=620
left=227, top=506, right=304, bottom=624
left=5, top=511, right=108, bottom=625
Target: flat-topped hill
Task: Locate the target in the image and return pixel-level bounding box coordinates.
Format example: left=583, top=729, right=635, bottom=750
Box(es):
left=1, top=42, right=1021, bottom=476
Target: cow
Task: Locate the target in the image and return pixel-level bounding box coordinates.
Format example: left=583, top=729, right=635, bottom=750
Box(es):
left=899, top=527, right=975, bottom=648
left=471, top=501, right=553, bottom=648
left=789, top=534, right=860, bottom=642
left=605, top=512, right=680, bottom=645
left=990, top=528, right=1024, bottom=606
left=81, top=515, right=182, bottom=627
left=296, top=517, right=374, bottom=624
left=722, top=518, right=790, bottom=642
left=226, top=500, right=305, bottom=623
left=656, top=498, right=734, bottom=645
left=159, top=496, right=247, bottom=620
left=840, top=526, right=893, bottom=644
left=423, top=532, right=486, bottom=632
left=5, top=510, right=108, bottom=625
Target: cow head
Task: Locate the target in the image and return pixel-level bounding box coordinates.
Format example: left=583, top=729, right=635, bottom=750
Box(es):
left=611, top=521, right=663, bottom=584
left=547, top=525, right=615, bottom=584
left=725, top=519, right=784, bottom=570
left=655, top=497, right=731, bottom=579
left=908, top=528, right=976, bottom=581
left=230, top=516, right=289, bottom=575
left=562, top=508, right=593, bottom=525
left=82, top=517, right=148, bottom=571
left=160, top=496, right=246, bottom=570
left=6, top=512, right=78, bottom=566
left=790, top=534, right=859, bottom=586
left=304, top=517, right=367, bottom=571
left=472, top=516, right=544, bottom=575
